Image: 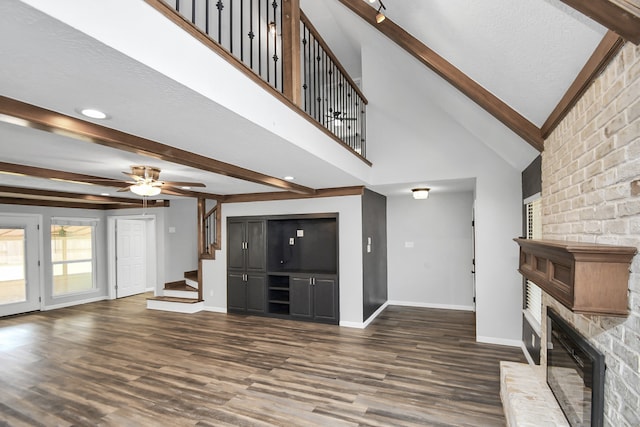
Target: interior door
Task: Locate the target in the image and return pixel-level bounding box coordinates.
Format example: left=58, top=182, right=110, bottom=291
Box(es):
left=0, top=215, right=40, bottom=317
left=116, top=219, right=146, bottom=298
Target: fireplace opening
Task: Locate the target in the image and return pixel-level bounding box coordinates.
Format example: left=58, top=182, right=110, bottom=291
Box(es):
left=547, top=308, right=605, bottom=427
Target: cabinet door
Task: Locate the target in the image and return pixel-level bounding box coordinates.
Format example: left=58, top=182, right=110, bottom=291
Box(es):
left=290, top=276, right=312, bottom=319
left=246, top=220, right=266, bottom=271
left=228, top=221, right=246, bottom=270
left=246, top=274, right=266, bottom=314
left=314, top=277, right=337, bottom=323
left=227, top=272, right=246, bottom=311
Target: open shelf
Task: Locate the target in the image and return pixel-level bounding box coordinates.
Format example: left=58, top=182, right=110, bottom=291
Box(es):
left=267, top=275, right=290, bottom=315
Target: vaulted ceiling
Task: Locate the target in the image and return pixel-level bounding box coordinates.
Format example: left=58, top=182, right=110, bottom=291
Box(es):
left=0, top=0, right=634, bottom=205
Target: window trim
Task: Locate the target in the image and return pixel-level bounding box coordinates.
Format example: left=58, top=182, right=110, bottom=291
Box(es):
left=523, top=194, right=542, bottom=333
left=50, top=218, right=98, bottom=298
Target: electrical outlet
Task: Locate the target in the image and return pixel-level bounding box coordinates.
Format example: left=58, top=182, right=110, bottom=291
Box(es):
left=289, top=237, right=295, bottom=245
left=297, top=229, right=304, bottom=237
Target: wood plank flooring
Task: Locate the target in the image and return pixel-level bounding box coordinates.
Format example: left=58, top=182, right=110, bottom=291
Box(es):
left=0, top=294, right=525, bottom=426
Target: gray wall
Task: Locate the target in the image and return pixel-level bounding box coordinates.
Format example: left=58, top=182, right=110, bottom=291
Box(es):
left=164, top=199, right=198, bottom=282
left=387, top=191, right=474, bottom=310
left=362, top=188, right=388, bottom=321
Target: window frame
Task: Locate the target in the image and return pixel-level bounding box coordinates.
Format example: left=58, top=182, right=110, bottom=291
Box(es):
left=50, top=217, right=99, bottom=298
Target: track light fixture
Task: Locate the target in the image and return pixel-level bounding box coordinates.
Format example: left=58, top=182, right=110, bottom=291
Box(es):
left=375, top=0, right=386, bottom=24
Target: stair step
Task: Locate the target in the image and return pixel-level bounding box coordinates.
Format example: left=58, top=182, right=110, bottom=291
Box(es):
left=147, top=296, right=202, bottom=304
left=163, top=280, right=197, bottom=292
left=147, top=297, right=204, bottom=314
left=184, top=270, right=198, bottom=281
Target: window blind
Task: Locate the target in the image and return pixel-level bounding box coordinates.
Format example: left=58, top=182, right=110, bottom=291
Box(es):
left=525, top=197, right=542, bottom=326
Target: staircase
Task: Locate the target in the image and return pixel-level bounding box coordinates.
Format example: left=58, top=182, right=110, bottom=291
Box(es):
left=147, top=270, right=204, bottom=313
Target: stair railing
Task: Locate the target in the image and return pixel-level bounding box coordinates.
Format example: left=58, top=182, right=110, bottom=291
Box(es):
left=150, top=0, right=368, bottom=158
left=198, top=198, right=220, bottom=259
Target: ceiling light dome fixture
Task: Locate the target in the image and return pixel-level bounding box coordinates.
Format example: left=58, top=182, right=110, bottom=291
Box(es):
left=131, top=182, right=162, bottom=197
left=412, top=188, right=430, bottom=200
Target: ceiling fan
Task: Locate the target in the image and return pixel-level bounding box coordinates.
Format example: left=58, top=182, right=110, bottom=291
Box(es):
left=119, top=165, right=206, bottom=197
left=326, top=110, right=357, bottom=127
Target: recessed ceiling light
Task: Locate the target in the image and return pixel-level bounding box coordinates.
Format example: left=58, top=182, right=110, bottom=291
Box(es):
left=79, top=108, right=108, bottom=119
left=181, top=186, right=191, bottom=190
left=100, top=193, right=110, bottom=196
left=284, top=176, right=294, bottom=181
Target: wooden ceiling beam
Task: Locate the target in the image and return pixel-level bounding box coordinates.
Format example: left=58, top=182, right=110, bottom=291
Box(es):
left=222, top=186, right=365, bottom=203
left=0, top=96, right=316, bottom=194
left=335, top=0, right=544, bottom=152
left=559, top=0, right=640, bottom=44
left=0, top=185, right=142, bottom=204
left=0, top=161, right=130, bottom=188
left=541, top=31, right=625, bottom=138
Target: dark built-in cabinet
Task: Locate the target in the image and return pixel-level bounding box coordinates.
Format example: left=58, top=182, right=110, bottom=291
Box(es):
left=227, top=219, right=266, bottom=313
left=227, top=214, right=339, bottom=324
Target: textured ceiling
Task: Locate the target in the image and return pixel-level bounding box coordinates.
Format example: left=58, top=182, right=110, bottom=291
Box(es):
left=0, top=0, right=611, bottom=201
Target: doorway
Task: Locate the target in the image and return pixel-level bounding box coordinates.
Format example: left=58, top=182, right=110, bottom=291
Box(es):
left=107, top=215, right=157, bottom=299
left=0, top=214, right=42, bottom=316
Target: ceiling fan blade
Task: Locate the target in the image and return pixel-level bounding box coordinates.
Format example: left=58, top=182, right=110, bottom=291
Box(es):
left=161, top=181, right=206, bottom=187
left=117, top=186, right=132, bottom=192
left=122, top=172, right=144, bottom=181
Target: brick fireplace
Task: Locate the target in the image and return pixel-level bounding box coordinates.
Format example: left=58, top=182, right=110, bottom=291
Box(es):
left=541, top=41, right=640, bottom=426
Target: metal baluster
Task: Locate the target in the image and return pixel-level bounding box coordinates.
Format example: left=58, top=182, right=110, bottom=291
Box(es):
left=191, top=0, right=196, bottom=23
left=216, top=0, right=223, bottom=44
left=249, top=0, right=254, bottom=69
left=205, top=0, right=210, bottom=34
left=272, top=0, right=278, bottom=90
left=266, top=0, right=270, bottom=84
left=258, top=0, right=262, bottom=77
left=176, top=0, right=180, bottom=12
left=240, top=0, right=244, bottom=61
left=229, top=0, right=233, bottom=53
left=302, top=25, right=308, bottom=113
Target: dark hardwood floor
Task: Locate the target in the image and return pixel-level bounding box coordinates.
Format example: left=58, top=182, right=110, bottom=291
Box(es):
left=0, top=294, right=525, bottom=426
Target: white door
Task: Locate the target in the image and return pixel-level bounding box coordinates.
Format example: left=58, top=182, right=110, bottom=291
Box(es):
left=116, top=219, right=146, bottom=298
left=0, top=215, right=40, bottom=316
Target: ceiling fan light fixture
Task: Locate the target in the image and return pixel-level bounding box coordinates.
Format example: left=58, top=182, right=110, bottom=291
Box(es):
left=412, top=188, right=430, bottom=200
left=131, top=182, right=161, bottom=197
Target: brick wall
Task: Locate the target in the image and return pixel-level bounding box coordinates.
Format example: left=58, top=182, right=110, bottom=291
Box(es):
left=541, top=41, right=640, bottom=426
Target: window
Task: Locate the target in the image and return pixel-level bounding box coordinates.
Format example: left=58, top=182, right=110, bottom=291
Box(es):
left=524, top=196, right=542, bottom=327
left=51, top=218, right=97, bottom=296
left=0, top=228, right=26, bottom=304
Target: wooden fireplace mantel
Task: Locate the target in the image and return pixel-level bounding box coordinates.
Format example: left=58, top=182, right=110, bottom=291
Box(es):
left=515, top=238, right=636, bottom=316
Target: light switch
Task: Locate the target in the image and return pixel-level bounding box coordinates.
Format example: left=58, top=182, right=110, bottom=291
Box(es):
left=367, top=237, right=372, bottom=244
left=405, top=241, right=414, bottom=248
left=297, top=229, right=304, bottom=237
left=367, top=244, right=371, bottom=253
left=168, top=227, right=176, bottom=233
left=289, top=237, right=295, bottom=245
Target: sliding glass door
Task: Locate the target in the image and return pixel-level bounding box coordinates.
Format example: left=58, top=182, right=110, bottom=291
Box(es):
left=0, top=215, right=40, bottom=317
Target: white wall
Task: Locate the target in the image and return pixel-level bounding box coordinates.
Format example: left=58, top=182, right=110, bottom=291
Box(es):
left=387, top=192, right=474, bottom=310
left=362, top=39, right=524, bottom=345
left=164, top=199, right=198, bottom=282
left=202, top=196, right=364, bottom=325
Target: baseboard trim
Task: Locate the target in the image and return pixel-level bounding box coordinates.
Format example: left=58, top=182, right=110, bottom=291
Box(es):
left=388, top=300, right=475, bottom=311
left=203, top=306, right=227, bottom=314
left=44, top=296, right=108, bottom=311
left=477, top=335, right=522, bottom=347
left=363, top=301, right=389, bottom=328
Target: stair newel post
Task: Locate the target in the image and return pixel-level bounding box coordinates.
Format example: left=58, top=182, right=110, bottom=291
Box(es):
left=197, top=197, right=206, bottom=258
left=281, top=0, right=301, bottom=106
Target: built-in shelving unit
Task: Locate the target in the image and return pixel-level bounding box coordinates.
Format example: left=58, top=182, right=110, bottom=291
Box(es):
left=515, top=238, right=636, bottom=316
left=228, top=214, right=339, bottom=324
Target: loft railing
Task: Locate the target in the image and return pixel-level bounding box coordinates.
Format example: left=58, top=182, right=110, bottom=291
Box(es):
left=300, top=11, right=366, bottom=157
left=157, top=0, right=367, bottom=158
